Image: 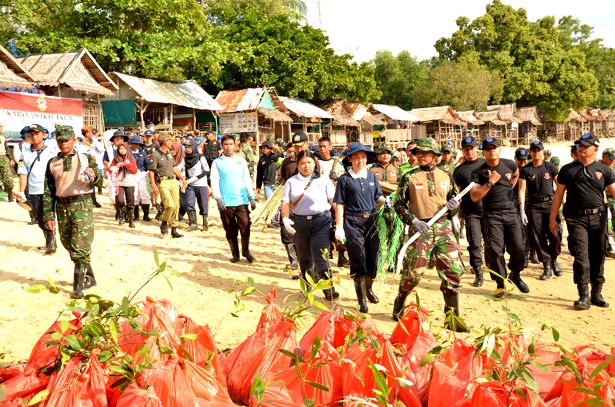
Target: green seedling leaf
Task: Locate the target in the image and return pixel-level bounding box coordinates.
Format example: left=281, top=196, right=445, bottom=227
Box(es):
left=306, top=381, right=329, bottom=391
left=27, top=284, right=48, bottom=293
left=589, top=355, right=613, bottom=380
left=47, top=278, right=60, bottom=294
left=303, top=397, right=316, bottom=407
left=28, top=389, right=49, bottom=405
left=241, top=287, right=255, bottom=296
left=310, top=336, right=321, bottom=360
left=181, top=333, right=198, bottom=342
left=63, top=335, right=81, bottom=352
left=552, top=327, right=560, bottom=342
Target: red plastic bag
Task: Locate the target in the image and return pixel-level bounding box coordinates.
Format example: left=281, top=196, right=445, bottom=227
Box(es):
left=115, top=385, right=162, bottom=407
left=471, top=381, right=546, bottom=406
left=0, top=364, right=26, bottom=383
left=26, top=313, right=83, bottom=373
left=0, top=368, right=50, bottom=403
left=390, top=303, right=431, bottom=349
left=299, top=309, right=358, bottom=352
left=44, top=351, right=108, bottom=407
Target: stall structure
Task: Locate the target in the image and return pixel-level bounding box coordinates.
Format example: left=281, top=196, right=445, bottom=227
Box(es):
left=476, top=104, right=520, bottom=146
left=278, top=96, right=333, bottom=143
left=515, top=106, right=542, bottom=145
left=17, top=48, right=117, bottom=131
left=104, top=72, right=222, bottom=131
left=215, top=87, right=291, bottom=144
left=456, top=110, right=484, bottom=138
left=320, top=100, right=360, bottom=147
left=369, top=104, right=418, bottom=146
left=410, top=105, right=465, bottom=148
left=0, top=45, right=35, bottom=91
left=344, top=102, right=384, bottom=146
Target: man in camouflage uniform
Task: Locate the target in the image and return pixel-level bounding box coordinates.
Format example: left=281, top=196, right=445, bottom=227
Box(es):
left=0, top=122, right=15, bottom=201
left=392, top=138, right=468, bottom=332
left=371, top=144, right=399, bottom=195
left=239, top=134, right=256, bottom=178
left=437, top=144, right=457, bottom=174
left=43, top=125, right=102, bottom=299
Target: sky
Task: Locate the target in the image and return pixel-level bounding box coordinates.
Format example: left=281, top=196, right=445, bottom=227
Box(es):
left=303, top=0, right=615, bottom=62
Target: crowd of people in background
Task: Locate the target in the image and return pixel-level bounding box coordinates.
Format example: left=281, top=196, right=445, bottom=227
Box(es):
left=1, top=121, right=614, bottom=332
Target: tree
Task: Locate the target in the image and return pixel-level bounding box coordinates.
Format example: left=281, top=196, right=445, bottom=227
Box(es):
left=372, top=50, right=428, bottom=109
left=413, top=60, right=503, bottom=110
left=434, top=0, right=598, bottom=120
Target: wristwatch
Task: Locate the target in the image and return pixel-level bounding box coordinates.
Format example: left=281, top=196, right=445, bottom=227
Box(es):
left=486, top=180, right=495, bottom=188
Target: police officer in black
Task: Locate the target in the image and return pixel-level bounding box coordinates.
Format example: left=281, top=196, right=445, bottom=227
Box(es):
left=550, top=133, right=615, bottom=310
left=334, top=142, right=385, bottom=313
left=470, top=136, right=528, bottom=298
left=518, top=140, right=561, bottom=280
left=513, top=147, right=534, bottom=267
left=453, top=136, right=486, bottom=287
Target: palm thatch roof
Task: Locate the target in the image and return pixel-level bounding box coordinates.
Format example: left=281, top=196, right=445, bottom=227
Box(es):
left=321, top=100, right=359, bottom=127
left=486, top=103, right=520, bottom=123
left=257, top=107, right=292, bottom=122
left=344, top=103, right=385, bottom=126
left=18, top=48, right=117, bottom=96
left=410, top=105, right=463, bottom=124
left=567, top=109, right=586, bottom=122
left=0, top=45, right=35, bottom=89
left=456, top=110, right=484, bottom=126
left=515, top=106, right=542, bottom=126
left=475, top=110, right=506, bottom=126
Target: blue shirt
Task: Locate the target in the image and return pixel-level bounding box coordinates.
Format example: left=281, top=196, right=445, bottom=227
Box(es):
left=334, top=169, right=383, bottom=213
left=130, top=147, right=151, bottom=171
left=17, top=144, right=59, bottom=195
left=210, top=154, right=254, bottom=207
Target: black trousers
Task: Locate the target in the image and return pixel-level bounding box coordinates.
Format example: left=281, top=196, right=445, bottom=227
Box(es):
left=28, top=194, right=50, bottom=233
left=527, top=206, right=561, bottom=263
left=280, top=218, right=294, bottom=245
left=291, top=212, right=332, bottom=274
left=220, top=204, right=251, bottom=242
left=483, top=208, right=525, bottom=282
left=116, top=186, right=135, bottom=209
left=463, top=214, right=484, bottom=269
left=344, top=213, right=379, bottom=279
left=566, top=211, right=607, bottom=286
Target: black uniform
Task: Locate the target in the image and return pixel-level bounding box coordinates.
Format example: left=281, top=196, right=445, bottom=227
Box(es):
left=558, top=160, right=615, bottom=286
left=471, top=159, right=526, bottom=289
left=333, top=171, right=383, bottom=279
left=453, top=157, right=485, bottom=271
left=519, top=161, right=561, bottom=265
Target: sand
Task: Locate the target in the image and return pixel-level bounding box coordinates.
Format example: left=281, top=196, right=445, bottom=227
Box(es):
left=1, top=144, right=615, bottom=364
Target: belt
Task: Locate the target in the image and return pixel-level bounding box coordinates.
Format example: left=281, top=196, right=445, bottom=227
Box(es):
left=160, top=176, right=175, bottom=181
left=347, top=211, right=374, bottom=219
left=577, top=207, right=603, bottom=215
left=57, top=194, right=91, bottom=204
left=530, top=196, right=552, bottom=203
left=291, top=211, right=330, bottom=220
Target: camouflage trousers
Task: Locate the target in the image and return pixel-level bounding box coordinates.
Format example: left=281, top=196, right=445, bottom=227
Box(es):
left=57, top=198, right=94, bottom=265
left=0, top=155, right=14, bottom=192
left=609, top=198, right=615, bottom=235
left=400, top=218, right=464, bottom=294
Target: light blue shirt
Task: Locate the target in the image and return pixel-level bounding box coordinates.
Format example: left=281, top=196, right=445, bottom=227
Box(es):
left=17, top=144, right=59, bottom=195
left=210, top=154, right=254, bottom=207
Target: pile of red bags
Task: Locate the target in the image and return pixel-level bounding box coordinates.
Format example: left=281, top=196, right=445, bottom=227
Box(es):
left=2, top=290, right=615, bottom=406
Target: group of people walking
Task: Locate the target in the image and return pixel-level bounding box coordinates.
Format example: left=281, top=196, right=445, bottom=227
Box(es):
left=4, top=121, right=613, bottom=331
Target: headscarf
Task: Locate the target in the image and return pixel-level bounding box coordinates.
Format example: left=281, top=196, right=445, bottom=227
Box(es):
left=171, top=141, right=185, bottom=166
left=184, top=139, right=202, bottom=169
left=111, top=142, right=136, bottom=176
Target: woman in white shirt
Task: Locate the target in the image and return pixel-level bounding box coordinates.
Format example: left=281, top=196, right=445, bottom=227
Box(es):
left=281, top=150, right=339, bottom=301
left=182, top=139, right=210, bottom=231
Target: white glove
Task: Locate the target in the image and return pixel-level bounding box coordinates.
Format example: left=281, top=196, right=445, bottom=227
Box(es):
left=335, top=227, right=346, bottom=243
left=520, top=212, right=528, bottom=225
left=13, top=191, right=26, bottom=202
left=109, top=166, right=119, bottom=173
left=412, top=218, right=429, bottom=235
left=186, top=176, right=198, bottom=184
left=452, top=216, right=461, bottom=232
left=282, top=217, right=296, bottom=235
left=446, top=197, right=460, bottom=211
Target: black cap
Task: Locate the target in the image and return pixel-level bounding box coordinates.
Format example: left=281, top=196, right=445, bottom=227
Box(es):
left=571, top=144, right=578, bottom=154
left=529, top=140, right=544, bottom=151
left=261, top=140, right=273, bottom=149
left=291, top=132, right=308, bottom=145
left=461, top=136, right=479, bottom=148
left=515, top=147, right=529, bottom=160
left=577, top=133, right=599, bottom=147
left=481, top=136, right=500, bottom=149
left=28, top=124, right=45, bottom=133
left=20, top=126, right=31, bottom=138
left=142, top=129, right=154, bottom=136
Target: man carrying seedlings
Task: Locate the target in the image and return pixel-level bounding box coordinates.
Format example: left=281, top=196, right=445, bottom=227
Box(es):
left=392, top=138, right=468, bottom=332
left=43, top=125, right=103, bottom=299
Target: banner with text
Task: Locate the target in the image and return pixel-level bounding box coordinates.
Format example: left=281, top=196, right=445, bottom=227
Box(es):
left=218, top=111, right=258, bottom=134
left=0, top=91, right=83, bottom=137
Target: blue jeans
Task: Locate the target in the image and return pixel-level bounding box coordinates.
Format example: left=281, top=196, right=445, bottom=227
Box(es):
left=264, top=184, right=275, bottom=200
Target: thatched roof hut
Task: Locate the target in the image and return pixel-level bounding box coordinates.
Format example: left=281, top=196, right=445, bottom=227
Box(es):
left=321, top=100, right=359, bottom=128
left=410, top=106, right=465, bottom=147
left=0, top=45, right=34, bottom=89
left=279, top=96, right=333, bottom=142
left=456, top=111, right=484, bottom=126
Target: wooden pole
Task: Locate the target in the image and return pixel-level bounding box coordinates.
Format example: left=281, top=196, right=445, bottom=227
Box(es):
left=169, top=104, right=174, bottom=131
left=192, top=108, right=196, bottom=131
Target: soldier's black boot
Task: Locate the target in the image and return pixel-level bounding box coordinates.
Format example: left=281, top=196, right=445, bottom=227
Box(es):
left=509, top=271, right=530, bottom=293
left=118, top=208, right=126, bottom=225
left=590, top=283, right=609, bottom=308
left=529, top=249, right=539, bottom=264
left=91, top=192, right=101, bottom=208
left=442, top=291, right=470, bottom=333
left=155, top=204, right=164, bottom=221
left=28, top=210, right=37, bottom=225
left=160, top=220, right=169, bottom=235
left=365, top=276, right=379, bottom=304
left=337, top=250, right=349, bottom=267
left=71, top=263, right=85, bottom=299
left=574, top=284, right=591, bottom=310
left=228, top=238, right=240, bottom=263
left=201, top=214, right=208, bottom=231
left=320, top=270, right=339, bottom=301
left=171, top=227, right=183, bottom=238
left=551, top=259, right=562, bottom=277
left=285, top=244, right=300, bottom=278
left=114, top=204, right=120, bottom=220
left=7, top=190, right=13, bottom=202
left=141, top=204, right=151, bottom=221
left=133, top=205, right=140, bottom=221
left=241, top=237, right=255, bottom=263
left=494, top=277, right=506, bottom=299
left=127, top=209, right=135, bottom=228
left=354, top=277, right=369, bottom=313
left=472, top=266, right=484, bottom=287
left=44, top=230, right=57, bottom=255
left=539, top=261, right=553, bottom=280
left=187, top=210, right=198, bottom=231
left=392, top=288, right=410, bottom=321
left=83, top=264, right=97, bottom=289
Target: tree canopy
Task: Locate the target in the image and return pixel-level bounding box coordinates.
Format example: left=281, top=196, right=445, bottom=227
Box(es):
left=372, top=50, right=428, bottom=110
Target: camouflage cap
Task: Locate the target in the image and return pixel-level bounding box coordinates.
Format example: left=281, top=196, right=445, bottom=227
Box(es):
left=441, top=143, right=454, bottom=153
left=411, top=138, right=441, bottom=155
left=55, top=125, right=74, bottom=140
left=374, top=144, right=393, bottom=154
left=603, top=147, right=615, bottom=159
left=550, top=156, right=561, bottom=166
left=158, top=132, right=173, bottom=142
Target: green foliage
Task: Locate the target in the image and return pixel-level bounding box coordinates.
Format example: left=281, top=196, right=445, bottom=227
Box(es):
left=434, top=0, right=599, bottom=119
left=372, top=50, right=428, bottom=110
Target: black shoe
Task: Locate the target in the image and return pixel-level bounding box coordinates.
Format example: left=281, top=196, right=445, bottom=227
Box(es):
left=127, top=210, right=135, bottom=228
left=71, top=264, right=85, bottom=299
left=44, top=230, right=57, bottom=255
left=91, top=193, right=101, bottom=208
left=574, top=284, right=591, bottom=310
left=141, top=204, right=151, bottom=221
left=529, top=252, right=539, bottom=264
left=243, top=251, right=255, bottom=263
left=171, top=227, right=183, bottom=238
left=539, top=262, right=552, bottom=280
left=510, top=275, right=530, bottom=293
left=160, top=221, right=169, bottom=235
left=133, top=206, right=140, bottom=221
left=472, top=266, right=484, bottom=287
left=323, top=287, right=340, bottom=301
left=354, top=277, right=369, bottom=313
left=118, top=208, right=125, bottom=225
left=590, top=284, right=609, bottom=308
left=155, top=205, right=164, bottom=221
left=201, top=214, right=208, bottom=231
left=392, top=289, right=409, bottom=321
left=228, top=239, right=240, bottom=263
left=83, top=264, right=97, bottom=289
left=337, top=252, right=349, bottom=267
left=187, top=211, right=198, bottom=231
left=443, top=291, right=470, bottom=333
left=366, top=277, right=379, bottom=304
left=551, top=260, right=562, bottom=277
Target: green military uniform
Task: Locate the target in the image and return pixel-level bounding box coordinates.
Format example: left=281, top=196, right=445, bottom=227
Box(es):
left=391, top=138, right=467, bottom=331
left=0, top=128, right=15, bottom=199
left=240, top=141, right=256, bottom=177
left=372, top=144, right=399, bottom=195
left=43, top=125, right=102, bottom=299
left=437, top=144, right=457, bottom=174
